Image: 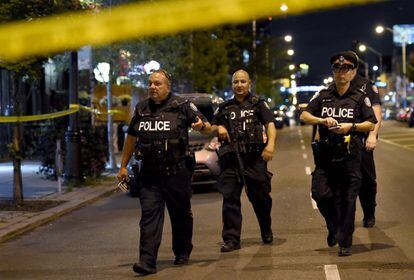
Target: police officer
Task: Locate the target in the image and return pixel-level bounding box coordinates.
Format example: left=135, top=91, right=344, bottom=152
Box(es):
left=300, top=52, right=377, bottom=256
left=350, top=72, right=382, bottom=228
left=209, top=69, right=276, bottom=252
left=117, top=69, right=210, bottom=275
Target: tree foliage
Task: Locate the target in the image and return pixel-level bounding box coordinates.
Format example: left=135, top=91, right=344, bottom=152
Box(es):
left=93, top=24, right=248, bottom=94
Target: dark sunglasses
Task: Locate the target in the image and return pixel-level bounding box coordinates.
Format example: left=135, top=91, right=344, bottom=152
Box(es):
left=331, top=63, right=355, bottom=73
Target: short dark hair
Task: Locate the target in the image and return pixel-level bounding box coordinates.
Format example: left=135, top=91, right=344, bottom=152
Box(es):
left=152, top=69, right=172, bottom=86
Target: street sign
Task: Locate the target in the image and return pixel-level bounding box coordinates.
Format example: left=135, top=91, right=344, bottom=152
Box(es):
left=393, top=24, right=414, bottom=46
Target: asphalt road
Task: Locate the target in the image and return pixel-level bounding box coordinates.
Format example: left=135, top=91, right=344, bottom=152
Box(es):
left=0, top=121, right=413, bottom=280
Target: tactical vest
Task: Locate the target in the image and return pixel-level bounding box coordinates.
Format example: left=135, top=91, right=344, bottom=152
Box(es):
left=134, top=100, right=189, bottom=164
left=318, top=89, right=365, bottom=162
left=222, top=97, right=264, bottom=153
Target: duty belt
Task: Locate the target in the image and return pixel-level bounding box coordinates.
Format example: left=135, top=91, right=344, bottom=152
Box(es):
left=217, top=143, right=264, bottom=156
left=142, top=158, right=187, bottom=176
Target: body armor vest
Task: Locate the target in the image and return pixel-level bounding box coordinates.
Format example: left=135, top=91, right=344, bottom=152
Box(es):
left=222, top=97, right=264, bottom=153
left=318, top=89, right=365, bottom=162
left=134, top=100, right=189, bottom=164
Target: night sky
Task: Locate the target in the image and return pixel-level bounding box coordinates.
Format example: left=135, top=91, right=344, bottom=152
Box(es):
left=270, top=0, right=414, bottom=84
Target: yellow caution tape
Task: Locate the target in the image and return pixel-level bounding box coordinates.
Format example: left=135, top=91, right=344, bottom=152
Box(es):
left=0, top=104, right=123, bottom=123
left=0, top=0, right=381, bottom=61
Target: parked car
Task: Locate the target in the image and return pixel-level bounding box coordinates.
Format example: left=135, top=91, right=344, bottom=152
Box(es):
left=272, top=109, right=284, bottom=129
left=396, top=107, right=411, bottom=122
left=178, top=93, right=223, bottom=186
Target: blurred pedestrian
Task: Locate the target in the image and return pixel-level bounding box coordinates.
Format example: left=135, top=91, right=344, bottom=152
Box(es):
left=300, top=51, right=377, bottom=256
left=117, top=69, right=210, bottom=275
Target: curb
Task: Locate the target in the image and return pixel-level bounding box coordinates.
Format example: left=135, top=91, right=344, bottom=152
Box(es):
left=0, top=187, right=115, bottom=243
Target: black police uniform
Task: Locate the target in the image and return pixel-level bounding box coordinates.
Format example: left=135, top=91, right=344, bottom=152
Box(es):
left=306, top=83, right=377, bottom=249
left=351, top=74, right=381, bottom=224
left=127, top=93, right=207, bottom=270
left=212, top=94, right=274, bottom=247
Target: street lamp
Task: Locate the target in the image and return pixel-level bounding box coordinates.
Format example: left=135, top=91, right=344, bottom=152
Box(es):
left=358, top=44, right=367, bottom=52
left=94, top=62, right=117, bottom=170
left=288, top=64, right=295, bottom=70
left=284, top=35, right=292, bottom=42
left=357, top=42, right=383, bottom=73
left=375, top=24, right=408, bottom=108
left=280, top=4, right=288, bottom=12
left=287, top=49, right=294, bottom=56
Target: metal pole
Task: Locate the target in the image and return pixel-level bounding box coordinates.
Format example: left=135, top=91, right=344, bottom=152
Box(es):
left=64, top=51, right=81, bottom=184
left=252, top=19, right=257, bottom=89
left=401, top=34, right=407, bottom=108
left=107, top=80, right=117, bottom=170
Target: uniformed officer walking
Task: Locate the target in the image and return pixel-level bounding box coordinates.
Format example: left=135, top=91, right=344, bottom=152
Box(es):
left=300, top=52, right=377, bottom=256
left=351, top=72, right=383, bottom=228
left=117, top=69, right=210, bottom=275
left=209, top=69, right=276, bottom=252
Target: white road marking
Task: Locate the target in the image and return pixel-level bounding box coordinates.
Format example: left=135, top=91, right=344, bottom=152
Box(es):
left=310, top=192, right=318, bottom=209
left=324, top=264, right=341, bottom=280
left=379, top=138, right=414, bottom=151
left=301, top=145, right=306, bottom=150
left=305, top=166, right=311, bottom=175
left=300, top=139, right=304, bottom=144
left=302, top=153, right=308, bottom=159
left=380, top=133, right=414, bottom=139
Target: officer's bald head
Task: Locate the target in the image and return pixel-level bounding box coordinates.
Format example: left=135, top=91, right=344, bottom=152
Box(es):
left=232, top=69, right=251, bottom=99
left=232, top=69, right=250, bottom=82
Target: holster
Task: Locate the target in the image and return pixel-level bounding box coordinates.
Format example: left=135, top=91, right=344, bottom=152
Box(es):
left=130, top=163, right=142, bottom=197
left=185, top=151, right=196, bottom=173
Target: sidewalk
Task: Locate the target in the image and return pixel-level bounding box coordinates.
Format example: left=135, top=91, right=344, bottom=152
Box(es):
left=0, top=161, right=117, bottom=243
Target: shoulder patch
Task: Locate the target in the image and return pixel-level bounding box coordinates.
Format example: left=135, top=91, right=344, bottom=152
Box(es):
left=364, top=97, right=372, bottom=107
left=372, top=85, right=379, bottom=94
left=189, top=102, right=198, bottom=112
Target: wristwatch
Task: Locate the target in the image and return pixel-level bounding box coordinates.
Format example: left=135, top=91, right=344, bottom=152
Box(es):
left=351, top=123, right=357, bottom=131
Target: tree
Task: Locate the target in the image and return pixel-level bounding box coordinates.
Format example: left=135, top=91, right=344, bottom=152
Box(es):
left=94, top=24, right=247, bottom=94
left=0, top=0, right=82, bottom=204
left=252, top=35, right=291, bottom=105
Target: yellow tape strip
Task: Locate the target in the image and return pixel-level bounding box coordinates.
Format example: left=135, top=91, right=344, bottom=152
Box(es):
left=0, top=0, right=382, bottom=60
left=0, top=104, right=124, bottom=123
left=0, top=107, right=79, bottom=123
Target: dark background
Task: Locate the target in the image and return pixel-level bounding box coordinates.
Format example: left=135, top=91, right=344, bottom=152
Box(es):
left=270, top=0, right=414, bottom=84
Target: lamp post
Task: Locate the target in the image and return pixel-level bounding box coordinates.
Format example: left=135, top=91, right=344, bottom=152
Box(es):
left=376, top=25, right=408, bottom=108
left=358, top=43, right=383, bottom=74
left=64, top=51, right=81, bottom=184
left=93, top=62, right=117, bottom=170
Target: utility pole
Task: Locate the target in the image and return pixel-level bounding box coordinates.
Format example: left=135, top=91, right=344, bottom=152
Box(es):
left=64, top=51, right=81, bottom=184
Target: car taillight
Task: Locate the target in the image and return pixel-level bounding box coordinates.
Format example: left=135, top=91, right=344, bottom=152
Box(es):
left=205, top=136, right=221, bottom=151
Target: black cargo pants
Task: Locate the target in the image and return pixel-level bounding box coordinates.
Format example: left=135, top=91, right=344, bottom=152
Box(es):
left=311, top=155, right=362, bottom=248
left=138, top=167, right=193, bottom=269
left=217, top=155, right=273, bottom=245
left=359, top=149, right=377, bottom=220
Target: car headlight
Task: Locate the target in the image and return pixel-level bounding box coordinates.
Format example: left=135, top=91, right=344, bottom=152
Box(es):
left=205, top=136, right=221, bottom=151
